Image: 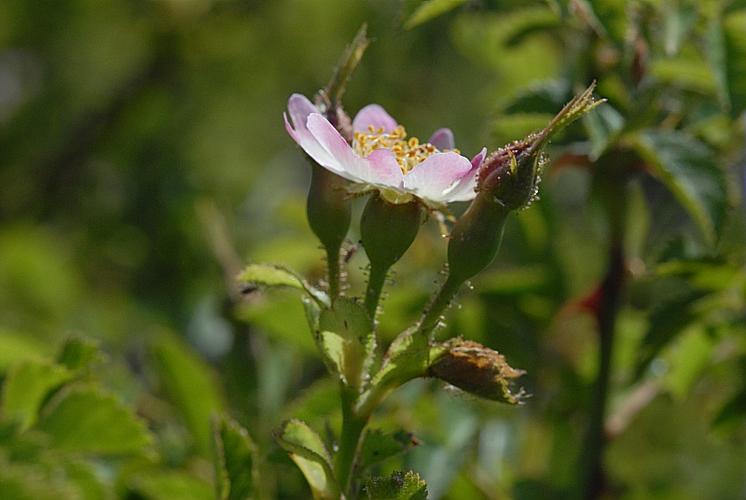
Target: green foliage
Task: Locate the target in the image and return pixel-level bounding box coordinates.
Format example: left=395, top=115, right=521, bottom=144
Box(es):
left=152, top=334, right=224, bottom=454
left=37, top=384, right=152, bottom=455
left=364, top=470, right=428, bottom=499
left=275, top=419, right=339, bottom=499
left=1, top=360, right=73, bottom=431
left=631, top=130, right=728, bottom=245
left=213, top=415, right=257, bottom=500
left=359, top=429, right=418, bottom=470
left=404, top=0, right=468, bottom=30
left=0, top=0, right=745, bottom=498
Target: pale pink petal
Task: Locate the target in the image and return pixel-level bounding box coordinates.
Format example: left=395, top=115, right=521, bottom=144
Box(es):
left=287, top=93, right=318, bottom=138
left=428, top=128, right=455, bottom=150
left=444, top=148, right=487, bottom=202
left=402, top=152, right=473, bottom=202
left=365, top=149, right=404, bottom=187
left=352, top=104, right=398, bottom=134
left=471, top=147, right=487, bottom=170
left=285, top=112, right=340, bottom=171
left=308, top=113, right=404, bottom=187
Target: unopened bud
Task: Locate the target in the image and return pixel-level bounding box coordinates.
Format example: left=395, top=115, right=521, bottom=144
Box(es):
left=447, top=83, right=605, bottom=285
left=428, top=339, right=526, bottom=404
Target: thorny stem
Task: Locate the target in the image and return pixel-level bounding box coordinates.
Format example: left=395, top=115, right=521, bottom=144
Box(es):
left=336, top=384, right=369, bottom=499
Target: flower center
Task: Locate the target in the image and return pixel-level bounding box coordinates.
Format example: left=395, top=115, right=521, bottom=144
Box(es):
left=353, top=125, right=455, bottom=173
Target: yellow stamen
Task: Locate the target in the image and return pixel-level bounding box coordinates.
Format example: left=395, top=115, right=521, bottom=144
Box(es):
left=353, top=125, right=456, bottom=173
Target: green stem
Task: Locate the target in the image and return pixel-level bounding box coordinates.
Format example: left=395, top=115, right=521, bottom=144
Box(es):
left=326, top=244, right=342, bottom=301
left=364, top=263, right=388, bottom=320
left=336, top=385, right=369, bottom=498
left=418, top=275, right=462, bottom=338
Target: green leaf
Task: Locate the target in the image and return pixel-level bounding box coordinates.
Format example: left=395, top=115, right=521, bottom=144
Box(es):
left=127, top=471, right=213, bottom=500
left=317, top=297, right=375, bottom=390
left=0, top=329, right=47, bottom=371
left=364, top=470, right=428, bottom=499
left=404, top=0, right=467, bottom=30
left=36, top=385, right=152, bottom=455
left=213, top=415, right=257, bottom=500
left=238, top=264, right=328, bottom=305
left=275, top=419, right=339, bottom=500
left=359, top=429, right=418, bottom=470
left=1, top=360, right=73, bottom=430
left=633, top=288, right=709, bottom=380
left=631, top=130, right=728, bottom=244
left=56, top=337, right=101, bottom=372
left=238, top=263, right=305, bottom=290
left=0, top=459, right=80, bottom=500
left=706, top=9, right=746, bottom=116
left=152, top=334, right=224, bottom=453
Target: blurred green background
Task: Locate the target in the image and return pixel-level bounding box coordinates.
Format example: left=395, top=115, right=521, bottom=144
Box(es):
left=1, top=0, right=745, bottom=498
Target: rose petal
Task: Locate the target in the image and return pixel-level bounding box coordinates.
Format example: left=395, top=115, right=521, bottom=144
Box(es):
left=287, top=93, right=318, bottom=138
left=444, top=148, right=487, bottom=202
left=352, top=104, right=398, bottom=134
left=307, top=113, right=403, bottom=187
left=365, top=149, right=404, bottom=187
left=403, top=152, right=473, bottom=202
left=428, top=128, right=455, bottom=150
left=471, top=147, right=487, bottom=170
left=285, top=112, right=340, bottom=171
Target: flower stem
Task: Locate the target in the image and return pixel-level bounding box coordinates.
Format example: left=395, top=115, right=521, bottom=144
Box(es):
left=326, top=244, right=342, bottom=301
left=336, top=384, right=369, bottom=498
left=418, top=275, right=461, bottom=338
left=364, top=263, right=388, bottom=320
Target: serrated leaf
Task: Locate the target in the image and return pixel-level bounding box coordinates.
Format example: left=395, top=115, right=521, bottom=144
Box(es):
left=36, top=385, right=152, bottom=455
left=213, top=416, right=257, bottom=500
left=404, top=0, right=467, bottom=30
left=238, top=264, right=304, bottom=290
left=1, top=360, right=73, bottom=431
left=317, top=297, right=375, bottom=390
left=275, top=419, right=339, bottom=500
left=631, top=130, right=728, bottom=244
left=238, top=264, right=328, bottom=305
left=152, top=334, right=223, bottom=453
left=364, top=470, right=428, bottom=499
left=359, top=429, right=418, bottom=470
